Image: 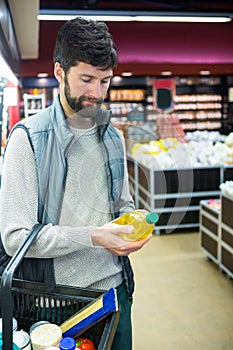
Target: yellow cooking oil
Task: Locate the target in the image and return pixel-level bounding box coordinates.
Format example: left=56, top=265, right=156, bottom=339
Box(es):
left=113, top=209, right=159, bottom=241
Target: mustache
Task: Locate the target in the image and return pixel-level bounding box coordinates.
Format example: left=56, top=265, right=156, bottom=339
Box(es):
left=80, top=96, right=103, bottom=104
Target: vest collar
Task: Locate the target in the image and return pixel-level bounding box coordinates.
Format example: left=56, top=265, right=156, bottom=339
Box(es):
left=51, top=95, right=112, bottom=152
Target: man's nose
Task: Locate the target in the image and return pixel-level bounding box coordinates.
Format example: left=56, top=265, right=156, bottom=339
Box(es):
left=91, top=82, right=102, bottom=98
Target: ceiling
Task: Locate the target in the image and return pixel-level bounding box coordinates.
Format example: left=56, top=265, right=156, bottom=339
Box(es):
left=8, top=0, right=233, bottom=78
left=39, top=0, right=233, bottom=13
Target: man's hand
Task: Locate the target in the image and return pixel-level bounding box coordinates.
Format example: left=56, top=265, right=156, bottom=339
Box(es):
left=91, top=222, right=152, bottom=256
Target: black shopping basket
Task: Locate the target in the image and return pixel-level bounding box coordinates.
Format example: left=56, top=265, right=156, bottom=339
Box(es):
left=0, top=229, right=119, bottom=350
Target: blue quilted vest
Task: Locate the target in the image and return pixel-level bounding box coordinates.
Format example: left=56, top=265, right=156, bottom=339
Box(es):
left=9, top=96, right=134, bottom=296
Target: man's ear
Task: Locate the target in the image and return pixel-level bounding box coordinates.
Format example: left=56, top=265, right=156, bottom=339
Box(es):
left=54, top=62, right=64, bottom=83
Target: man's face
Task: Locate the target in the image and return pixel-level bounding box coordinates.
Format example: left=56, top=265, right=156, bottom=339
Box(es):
left=62, top=62, right=113, bottom=118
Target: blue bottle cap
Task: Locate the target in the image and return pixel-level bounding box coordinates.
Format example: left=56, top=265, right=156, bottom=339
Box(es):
left=60, top=337, right=76, bottom=350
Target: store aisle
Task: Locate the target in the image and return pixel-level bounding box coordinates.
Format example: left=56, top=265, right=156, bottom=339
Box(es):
left=131, top=232, right=233, bottom=350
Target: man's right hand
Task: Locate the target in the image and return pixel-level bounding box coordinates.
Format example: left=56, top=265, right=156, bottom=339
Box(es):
left=91, top=222, right=152, bottom=256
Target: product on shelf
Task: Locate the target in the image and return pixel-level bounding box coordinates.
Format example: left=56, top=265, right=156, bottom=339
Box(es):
left=185, top=130, right=226, bottom=143
left=130, top=132, right=233, bottom=169
left=206, top=198, right=221, bottom=210
left=23, top=93, right=46, bottom=118
left=109, top=89, right=145, bottom=101
left=220, top=180, right=233, bottom=200
left=225, top=132, right=233, bottom=147
left=171, top=93, right=223, bottom=131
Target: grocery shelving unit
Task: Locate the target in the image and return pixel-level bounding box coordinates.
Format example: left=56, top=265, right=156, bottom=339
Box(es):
left=127, top=156, right=233, bottom=235
left=172, top=93, right=222, bottom=131
left=105, top=83, right=150, bottom=141
left=23, top=93, right=45, bottom=118
left=107, top=75, right=232, bottom=138
left=200, top=200, right=221, bottom=265
left=220, top=195, right=233, bottom=278
left=200, top=195, right=233, bottom=279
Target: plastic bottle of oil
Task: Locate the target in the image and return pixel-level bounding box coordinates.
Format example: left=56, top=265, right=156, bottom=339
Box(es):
left=113, top=209, right=159, bottom=241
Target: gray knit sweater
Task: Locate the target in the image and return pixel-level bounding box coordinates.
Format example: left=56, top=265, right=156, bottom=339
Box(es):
left=0, top=123, right=132, bottom=290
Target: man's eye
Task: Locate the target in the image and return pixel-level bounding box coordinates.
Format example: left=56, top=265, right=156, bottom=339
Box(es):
left=81, top=79, right=91, bottom=83
left=102, top=80, right=110, bottom=85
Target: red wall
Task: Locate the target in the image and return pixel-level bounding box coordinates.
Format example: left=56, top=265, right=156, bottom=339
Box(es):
left=20, top=20, right=233, bottom=77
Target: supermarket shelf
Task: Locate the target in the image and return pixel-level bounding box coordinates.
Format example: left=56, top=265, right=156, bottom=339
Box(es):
left=128, top=156, right=233, bottom=234
left=154, top=223, right=199, bottom=235
left=200, top=200, right=221, bottom=265
left=23, top=93, right=45, bottom=118
left=200, top=196, right=233, bottom=279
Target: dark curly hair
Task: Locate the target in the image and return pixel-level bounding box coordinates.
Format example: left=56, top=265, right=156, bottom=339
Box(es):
left=53, top=17, right=118, bottom=73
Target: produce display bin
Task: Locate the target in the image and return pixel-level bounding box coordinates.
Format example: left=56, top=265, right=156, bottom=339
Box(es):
left=200, top=200, right=221, bottom=265
left=200, top=195, right=233, bottom=279
left=0, top=230, right=119, bottom=350
left=127, top=155, right=233, bottom=234
left=220, top=195, right=233, bottom=278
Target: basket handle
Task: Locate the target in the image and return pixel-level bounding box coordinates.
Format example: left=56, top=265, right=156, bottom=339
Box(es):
left=1, top=223, right=43, bottom=350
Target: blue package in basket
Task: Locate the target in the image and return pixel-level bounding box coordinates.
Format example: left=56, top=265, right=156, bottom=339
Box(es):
left=60, top=288, right=118, bottom=338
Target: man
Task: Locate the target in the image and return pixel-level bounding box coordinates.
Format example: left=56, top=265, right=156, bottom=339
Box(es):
left=0, top=17, right=151, bottom=349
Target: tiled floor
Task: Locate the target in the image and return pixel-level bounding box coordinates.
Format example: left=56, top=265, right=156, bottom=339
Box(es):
left=131, top=232, right=233, bottom=350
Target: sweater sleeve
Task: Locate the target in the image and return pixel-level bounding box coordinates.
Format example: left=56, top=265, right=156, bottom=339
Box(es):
left=116, top=129, right=135, bottom=215
left=0, top=128, right=94, bottom=259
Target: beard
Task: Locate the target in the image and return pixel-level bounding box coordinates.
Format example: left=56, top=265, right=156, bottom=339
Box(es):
left=64, top=75, right=103, bottom=119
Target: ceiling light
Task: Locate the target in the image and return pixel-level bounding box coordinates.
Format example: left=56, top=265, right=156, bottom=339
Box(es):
left=161, top=71, right=172, bottom=76
left=112, top=76, right=122, bottom=82
left=199, top=70, right=211, bottom=75
left=38, top=14, right=132, bottom=22
left=38, top=10, right=232, bottom=23
left=135, top=15, right=231, bottom=23
left=37, top=73, right=48, bottom=78
left=121, top=72, right=133, bottom=76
